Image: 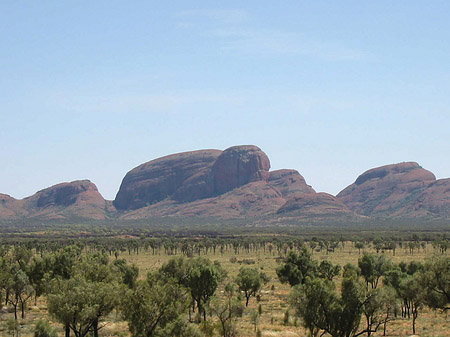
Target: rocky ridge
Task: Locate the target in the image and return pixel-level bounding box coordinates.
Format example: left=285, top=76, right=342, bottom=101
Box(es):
left=2, top=147, right=450, bottom=222
left=114, top=145, right=347, bottom=219
left=337, top=162, right=450, bottom=219
left=1, top=180, right=110, bottom=221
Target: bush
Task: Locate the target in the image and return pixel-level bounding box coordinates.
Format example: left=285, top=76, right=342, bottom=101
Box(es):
left=34, top=319, right=58, bottom=337
left=7, top=318, right=20, bottom=336
left=283, top=310, right=290, bottom=326
left=242, top=259, right=256, bottom=265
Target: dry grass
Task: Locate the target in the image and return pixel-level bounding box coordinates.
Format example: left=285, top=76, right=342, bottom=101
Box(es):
left=0, top=242, right=448, bottom=337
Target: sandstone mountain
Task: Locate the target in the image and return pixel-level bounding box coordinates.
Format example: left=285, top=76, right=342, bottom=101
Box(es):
left=0, top=194, right=26, bottom=219
left=115, top=145, right=349, bottom=219
left=0, top=180, right=110, bottom=221
left=2, top=147, right=450, bottom=223
left=337, top=162, right=450, bottom=219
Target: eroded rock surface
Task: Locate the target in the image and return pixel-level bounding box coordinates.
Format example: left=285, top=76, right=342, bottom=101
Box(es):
left=211, top=145, right=270, bottom=195
left=23, top=180, right=109, bottom=220
left=113, top=150, right=222, bottom=210
left=268, top=169, right=315, bottom=197
left=114, top=145, right=351, bottom=219
left=336, top=162, right=445, bottom=218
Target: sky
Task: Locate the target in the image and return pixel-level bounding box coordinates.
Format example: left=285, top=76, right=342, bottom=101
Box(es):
left=1, top=1, right=450, bottom=200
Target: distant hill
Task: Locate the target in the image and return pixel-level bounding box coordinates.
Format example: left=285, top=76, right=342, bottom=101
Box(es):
left=113, top=145, right=350, bottom=219
left=0, top=180, right=112, bottom=221
left=2, top=146, right=450, bottom=223
left=337, top=162, right=450, bottom=219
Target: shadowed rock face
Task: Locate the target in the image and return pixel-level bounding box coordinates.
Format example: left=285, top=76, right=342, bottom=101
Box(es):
left=211, top=145, right=270, bottom=195
left=121, top=181, right=287, bottom=219
left=113, top=145, right=352, bottom=219
left=23, top=180, right=109, bottom=220
left=34, top=182, right=92, bottom=208
left=388, top=178, right=450, bottom=218
left=277, top=193, right=352, bottom=217
left=6, top=148, right=450, bottom=222
left=114, top=146, right=272, bottom=210
left=337, top=162, right=438, bottom=217
left=0, top=194, right=25, bottom=219
left=268, top=169, right=315, bottom=197
left=0, top=180, right=109, bottom=220
left=113, top=150, right=222, bottom=210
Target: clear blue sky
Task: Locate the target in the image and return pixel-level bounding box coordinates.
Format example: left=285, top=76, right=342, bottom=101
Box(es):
left=1, top=1, right=450, bottom=200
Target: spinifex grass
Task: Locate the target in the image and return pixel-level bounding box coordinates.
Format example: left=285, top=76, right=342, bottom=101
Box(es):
left=0, top=242, right=448, bottom=337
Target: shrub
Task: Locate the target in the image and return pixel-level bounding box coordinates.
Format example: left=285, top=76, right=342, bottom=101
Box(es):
left=34, top=320, right=58, bottom=337
left=242, top=259, right=256, bottom=265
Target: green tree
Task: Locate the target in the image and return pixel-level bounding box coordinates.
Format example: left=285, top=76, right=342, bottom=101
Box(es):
left=0, top=256, right=13, bottom=307
left=8, top=268, right=34, bottom=320
left=113, top=259, right=139, bottom=289
left=318, top=260, right=341, bottom=281
left=47, top=275, right=120, bottom=337
left=46, top=254, right=122, bottom=337
left=235, top=267, right=263, bottom=306
left=43, top=245, right=81, bottom=281
left=159, top=256, right=190, bottom=286
left=186, top=258, right=225, bottom=321
left=402, top=275, right=423, bottom=334
left=361, top=288, right=392, bottom=337
left=28, top=257, right=48, bottom=305
left=250, top=310, right=260, bottom=332
left=277, top=247, right=317, bottom=286
left=419, top=256, right=449, bottom=311
left=355, top=242, right=365, bottom=255
left=122, top=273, right=192, bottom=337
left=290, top=275, right=378, bottom=337
left=358, top=253, right=391, bottom=289
left=209, top=283, right=244, bottom=337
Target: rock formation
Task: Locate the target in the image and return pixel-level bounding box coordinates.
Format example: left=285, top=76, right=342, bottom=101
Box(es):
left=277, top=193, right=352, bottom=217
left=114, top=145, right=351, bottom=219
left=0, top=180, right=109, bottom=221
left=3, top=148, right=450, bottom=223
left=268, top=169, right=315, bottom=197
left=0, top=194, right=25, bottom=219
left=113, top=150, right=222, bottom=210
left=211, top=145, right=271, bottom=195
left=114, top=145, right=273, bottom=211
left=337, top=162, right=450, bottom=218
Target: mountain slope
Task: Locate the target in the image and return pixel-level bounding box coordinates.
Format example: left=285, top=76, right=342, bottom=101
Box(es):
left=114, top=145, right=351, bottom=219
left=337, top=162, right=450, bottom=219
left=1, top=180, right=111, bottom=221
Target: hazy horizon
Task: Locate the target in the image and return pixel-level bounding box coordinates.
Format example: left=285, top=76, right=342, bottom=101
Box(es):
left=2, top=1, right=449, bottom=200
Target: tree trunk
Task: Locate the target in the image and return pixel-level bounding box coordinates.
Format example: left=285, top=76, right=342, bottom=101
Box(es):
left=65, top=324, right=70, bottom=337
left=93, top=318, right=99, bottom=337
left=412, top=307, right=418, bottom=334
